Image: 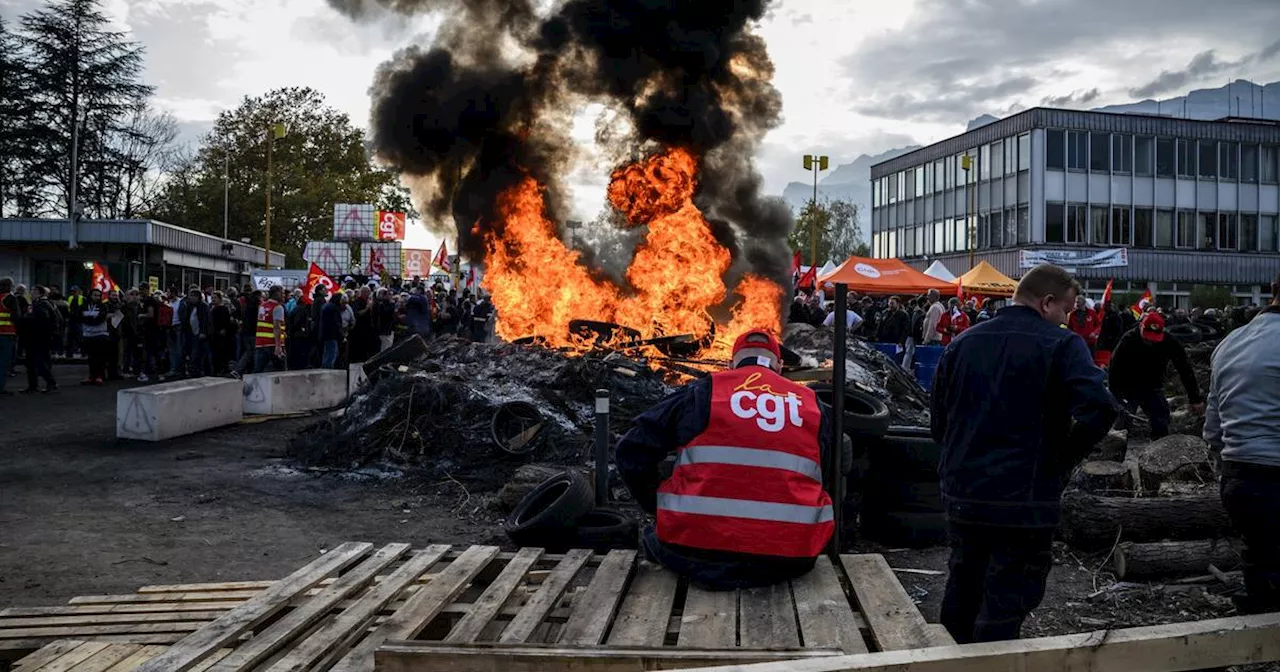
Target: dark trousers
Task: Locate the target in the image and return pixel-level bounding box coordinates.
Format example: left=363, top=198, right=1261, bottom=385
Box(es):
left=186, top=336, right=211, bottom=377
left=25, top=345, right=55, bottom=390
left=1120, top=389, right=1171, bottom=439
left=234, top=333, right=255, bottom=373
left=941, top=521, right=1055, bottom=643
left=288, top=336, right=312, bottom=371
left=86, top=338, right=109, bottom=380
left=254, top=347, right=282, bottom=373
left=1221, top=461, right=1280, bottom=613
left=0, top=335, right=14, bottom=392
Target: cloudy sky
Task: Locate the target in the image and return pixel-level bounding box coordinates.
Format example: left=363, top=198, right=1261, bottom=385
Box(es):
left=3, top=0, right=1279, bottom=250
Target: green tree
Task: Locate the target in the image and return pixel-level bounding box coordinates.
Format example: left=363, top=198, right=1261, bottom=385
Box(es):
left=149, top=87, right=415, bottom=267
left=788, top=197, right=866, bottom=264
left=18, top=0, right=153, bottom=217
left=0, top=15, right=42, bottom=217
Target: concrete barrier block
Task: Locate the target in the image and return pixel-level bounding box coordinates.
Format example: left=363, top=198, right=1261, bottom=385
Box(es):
left=117, top=377, right=244, bottom=441
left=349, top=363, right=368, bottom=397
left=243, top=370, right=348, bottom=415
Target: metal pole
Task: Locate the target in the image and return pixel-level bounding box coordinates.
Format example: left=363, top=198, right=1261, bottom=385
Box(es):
left=69, top=106, right=80, bottom=249
left=594, top=388, right=611, bottom=506
left=265, top=134, right=273, bottom=270
left=223, top=150, right=230, bottom=243
left=967, top=167, right=976, bottom=268
left=829, top=282, right=848, bottom=555
left=810, top=165, right=819, bottom=267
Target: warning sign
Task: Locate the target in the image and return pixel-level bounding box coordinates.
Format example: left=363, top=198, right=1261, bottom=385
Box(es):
left=333, top=203, right=375, bottom=241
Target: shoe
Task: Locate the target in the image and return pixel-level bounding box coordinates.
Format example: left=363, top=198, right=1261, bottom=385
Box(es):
left=42, top=386, right=57, bottom=394
left=137, top=374, right=150, bottom=383
left=92, top=378, right=105, bottom=386
left=18, top=388, right=38, bottom=394
left=228, top=370, right=241, bottom=379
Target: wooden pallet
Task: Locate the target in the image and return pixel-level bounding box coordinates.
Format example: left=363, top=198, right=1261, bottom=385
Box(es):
left=5, top=543, right=950, bottom=671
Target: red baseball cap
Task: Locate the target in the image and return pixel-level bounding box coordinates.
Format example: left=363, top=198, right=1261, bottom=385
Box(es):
left=732, top=329, right=782, bottom=367
left=1140, top=312, right=1165, bottom=343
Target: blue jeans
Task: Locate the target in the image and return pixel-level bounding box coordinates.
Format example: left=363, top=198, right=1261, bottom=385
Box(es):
left=0, top=335, right=15, bottom=392
left=254, top=347, right=282, bottom=373
left=187, top=336, right=211, bottom=377
left=168, top=328, right=184, bottom=376
left=321, top=340, right=339, bottom=369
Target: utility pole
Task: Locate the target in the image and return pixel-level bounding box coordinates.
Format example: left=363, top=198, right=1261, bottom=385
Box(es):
left=223, top=150, right=230, bottom=243
left=803, top=154, right=829, bottom=267
left=264, top=123, right=286, bottom=269
left=963, top=153, right=974, bottom=268
left=68, top=106, right=82, bottom=249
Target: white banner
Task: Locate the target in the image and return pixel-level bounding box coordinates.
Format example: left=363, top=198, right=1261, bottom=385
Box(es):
left=1019, top=248, right=1129, bottom=270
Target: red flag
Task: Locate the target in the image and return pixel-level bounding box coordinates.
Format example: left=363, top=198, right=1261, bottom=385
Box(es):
left=955, top=279, right=964, bottom=301
left=796, top=265, right=817, bottom=289
left=467, top=267, right=476, bottom=289
left=300, top=262, right=337, bottom=304
left=1101, top=278, right=1114, bottom=307
left=790, top=250, right=801, bottom=275
left=433, top=242, right=451, bottom=273
left=91, top=262, right=118, bottom=294
left=1130, top=288, right=1153, bottom=319
left=368, top=249, right=387, bottom=277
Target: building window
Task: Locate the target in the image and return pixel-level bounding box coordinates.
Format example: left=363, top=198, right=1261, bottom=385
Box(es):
left=887, top=174, right=897, bottom=204
left=1112, top=134, right=1133, bottom=173
left=957, top=218, right=969, bottom=251
left=1199, top=141, right=1217, bottom=179
left=1017, top=206, right=1029, bottom=244
left=989, top=140, right=1004, bottom=177
left=1197, top=212, right=1216, bottom=249
left=1262, top=146, right=1278, bottom=183
left=1240, top=214, right=1258, bottom=252
left=1218, top=213, right=1238, bottom=250
left=1155, top=138, right=1174, bottom=177
left=979, top=144, right=991, bottom=180
left=1067, top=131, right=1087, bottom=171
left=934, top=221, right=945, bottom=253
left=991, top=210, right=1004, bottom=248
left=1046, top=130, right=1064, bottom=170
left=915, top=226, right=925, bottom=256
left=1176, top=211, right=1196, bottom=248
left=899, top=171, right=907, bottom=200
left=1110, top=207, right=1131, bottom=246
left=1261, top=215, right=1277, bottom=251
left=1005, top=139, right=1017, bottom=176
left=1090, top=132, right=1110, bottom=172
left=1241, top=144, right=1258, bottom=183
left=1046, top=202, right=1065, bottom=242
left=1155, top=210, right=1174, bottom=248
left=1134, top=209, right=1153, bottom=247
left=933, top=160, right=943, bottom=193
left=1176, top=139, right=1194, bottom=177
left=1135, top=136, right=1154, bottom=176
left=916, top=166, right=925, bottom=196
left=904, top=170, right=915, bottom=199
left=1220, top=142, right=1238, bottom=181
left=1091, top=206, right=1108, bottom=244
left=1067, top=205, right=1088, bottom=243
left=1018, top=133, right=1030, bottom=172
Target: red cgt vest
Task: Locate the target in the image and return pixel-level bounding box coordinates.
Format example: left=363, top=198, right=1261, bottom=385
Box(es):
left=656, top=366, right=833, bottom=558
left=255, top=299, right=284, bottom=348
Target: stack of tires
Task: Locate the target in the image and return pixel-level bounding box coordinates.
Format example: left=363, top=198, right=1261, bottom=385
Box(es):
left=861, top=426, right=947, bottom=548
left=503, top=471, right=638, bottom=552
left=808, top=383, right=891, bottom=544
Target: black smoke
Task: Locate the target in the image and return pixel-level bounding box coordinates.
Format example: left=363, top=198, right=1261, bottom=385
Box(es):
left=332, top=0, right=794, bottom=287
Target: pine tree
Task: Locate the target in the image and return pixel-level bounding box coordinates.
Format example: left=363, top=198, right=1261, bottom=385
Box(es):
left=0, top=16, right=40, bottom=217
left=18, top=0, right=153, bottom=217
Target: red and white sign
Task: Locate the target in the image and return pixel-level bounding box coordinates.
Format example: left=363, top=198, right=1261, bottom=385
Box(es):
left=300, top=263, right=338, bottom=303
left=433, top=242, right=451, bottom=273
left=403, top=249, right=431, bottom=278
left=91, top=262, right=118, bottom=293
left=375, top=210, right=406, bottom=241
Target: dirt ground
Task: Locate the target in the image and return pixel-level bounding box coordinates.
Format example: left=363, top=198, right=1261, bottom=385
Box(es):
left=0, top=363, right=1252, bottom=647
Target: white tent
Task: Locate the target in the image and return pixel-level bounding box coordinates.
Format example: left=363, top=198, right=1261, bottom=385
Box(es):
left=923, top=260, right=957, bottom=282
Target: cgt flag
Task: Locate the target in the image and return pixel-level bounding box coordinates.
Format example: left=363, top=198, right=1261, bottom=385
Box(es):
left=1101, top=278, right=1114, bottom=307
left=1130, top=288, right=1153, bottom=319
left=433, top=242, right=451, bottom=273
left=91, top=262, right=118, bottom=294
left=300, top=262, right=338, bottom=304
left=796, top=264, right=817, bottom=290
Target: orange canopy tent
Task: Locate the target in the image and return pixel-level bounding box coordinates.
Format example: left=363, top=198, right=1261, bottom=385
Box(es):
left=817, top=256, right=958, bottom=295
left=958, top=260, right=1018, bottom=297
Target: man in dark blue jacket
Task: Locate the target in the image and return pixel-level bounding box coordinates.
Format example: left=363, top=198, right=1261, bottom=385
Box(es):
left=931, top=264, right=1116, bottom=644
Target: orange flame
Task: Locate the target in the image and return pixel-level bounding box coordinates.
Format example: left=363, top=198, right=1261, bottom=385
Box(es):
left=483, top=146, right=782, bottom=358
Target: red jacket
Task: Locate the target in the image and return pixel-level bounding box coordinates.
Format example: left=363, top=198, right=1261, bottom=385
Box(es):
left=656, top=366, right=833, bottom=558
left=1068, top=308, right=1098, bottom=345
left=937, top=309, right=971, bottom=346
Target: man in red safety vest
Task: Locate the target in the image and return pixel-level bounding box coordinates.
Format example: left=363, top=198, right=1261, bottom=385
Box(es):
left=616, top=329, right=834, bottom=590
left=0, top=277, right=18, bottom=394
left=252, top=285, right=287, bottom=373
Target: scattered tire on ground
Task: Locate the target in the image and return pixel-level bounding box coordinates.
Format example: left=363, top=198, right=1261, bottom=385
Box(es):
left=503, top=470, right=595, bottom=548
left=574, top=508, right=639, bottom=552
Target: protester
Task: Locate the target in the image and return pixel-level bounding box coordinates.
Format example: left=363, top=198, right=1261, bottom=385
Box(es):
left=319, top=292, right=344, bottom=369
left=1093, top=300, right=1124, bottom=368
left=104, top=289, right=122, bottom=380
left=617, top=329, right=833, bottom=589
left=936, top=297, right=971, bottom=346
left=49, top=286, right=69, bottom=358
left=164, top=289, right=183, bottom=379
left=374, top=288, right=396, bottom=352
left=308, top=286, right=328, bottom=366
left=285, top=289, right=314, bottom=371
left=405, top=287, right=433, bottom=339
left=11, top=284, right=29, bottom=375
left=79, top=288, right=111, bottom=384
left=1066, top=296, right=1097, bottom=351
left=0, top=278, right=17, bottom=393
left=822, top=292, right=864, bottom=331
left=903, top=297, right=927, bottom=368
left=253, top=286, right=287, bottom=373
left=876, top=296, right=910, bottom=349
left=1205, top=272, right=1280, bottom=614
left=1108, top=312, right=1203, bottom=440
left=232, top=290, right=260, bottom=376
left=962, top=298, right=978, bottom=325
left=931, top=264, right=1116, bottom=643
left=351, top=287, right=376, bottom=362
left=921, top=289, right=944, bottom=346
left=184, top=288, right=212, bottom=377
left=17, top=285, right=58, bottom=393
left=210, top=291, right=235, bottom=375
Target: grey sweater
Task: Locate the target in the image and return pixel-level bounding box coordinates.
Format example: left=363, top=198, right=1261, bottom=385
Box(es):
left=1204, top=308, right=1280, bottom=468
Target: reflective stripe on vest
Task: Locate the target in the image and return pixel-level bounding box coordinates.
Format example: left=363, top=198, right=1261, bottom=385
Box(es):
left=0, top=293, right=14, bottom=335
left=676, top=445, right=822, bottom=484
left=255, top=300, right=284, bottom=348
left=658, top=493, right=834, bottom=525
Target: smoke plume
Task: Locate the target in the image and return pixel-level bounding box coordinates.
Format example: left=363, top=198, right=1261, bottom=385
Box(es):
left=332, top=0, right=794, bottom=287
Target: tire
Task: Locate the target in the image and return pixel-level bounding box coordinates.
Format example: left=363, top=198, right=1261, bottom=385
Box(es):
left=362, top=333, right=427, bottom=375
left=868, top=435, right=942, bottom=481
left=574, top=508, right=639, bottom=552
left=808, top=383, right=891, bottom=437
left=860, top=510, right=948, bottom=548
left=863, top=480, right=943, bottom=514
left=1165, top=323, right=1203, bottom=344
left=504, top=471, right=595, bottom=548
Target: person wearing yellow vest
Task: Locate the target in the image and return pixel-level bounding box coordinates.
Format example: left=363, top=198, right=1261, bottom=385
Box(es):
left=0, top=277, right=18, bottom=395
left=253, top=285, right=287, bottom=373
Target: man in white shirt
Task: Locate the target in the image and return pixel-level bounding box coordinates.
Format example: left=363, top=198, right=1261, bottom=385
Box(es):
left=922, top=289, right=945, bottom=345
left=822, top=294, right=864, bottom=331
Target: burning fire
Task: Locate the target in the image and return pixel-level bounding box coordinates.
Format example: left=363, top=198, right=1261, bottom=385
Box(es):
left=484, top=147, right=782, bottom=359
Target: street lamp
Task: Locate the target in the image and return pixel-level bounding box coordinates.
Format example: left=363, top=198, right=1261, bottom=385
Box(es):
left=961, top=153, right=975, bottom=268
left=803, top=154, right=829, bottom=267
left=264, top=123, right=287, bottom=269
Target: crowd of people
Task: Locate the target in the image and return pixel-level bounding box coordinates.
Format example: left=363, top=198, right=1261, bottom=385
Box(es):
left=0, top=276, right=494, bottom=393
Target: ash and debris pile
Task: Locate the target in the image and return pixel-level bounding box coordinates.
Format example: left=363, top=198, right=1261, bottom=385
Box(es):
left=782, top=323, right=931, bottom=427
left=288, top=336, right=673, bottom=491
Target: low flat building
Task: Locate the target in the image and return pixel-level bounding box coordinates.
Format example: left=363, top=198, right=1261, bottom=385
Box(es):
left=0, top=218, right=285, bottom=292
left=869, top=108, right=1280, bottom=307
